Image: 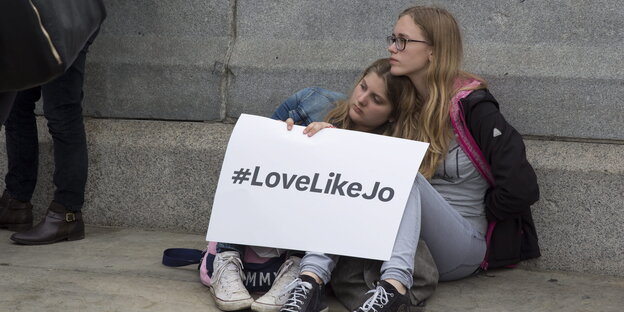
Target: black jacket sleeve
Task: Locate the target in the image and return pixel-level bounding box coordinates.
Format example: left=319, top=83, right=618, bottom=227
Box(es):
left=462, top=90, right=539, bottom=220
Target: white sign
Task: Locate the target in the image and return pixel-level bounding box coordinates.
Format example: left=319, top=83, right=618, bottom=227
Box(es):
left=206, top=114, right=429, bottom=261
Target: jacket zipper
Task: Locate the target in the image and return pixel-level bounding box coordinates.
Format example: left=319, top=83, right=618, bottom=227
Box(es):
left=28, top=0, right=62, bottom=66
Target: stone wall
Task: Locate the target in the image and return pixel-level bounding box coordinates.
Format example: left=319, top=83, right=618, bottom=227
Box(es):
left=83, top=0, right=623, bottom=140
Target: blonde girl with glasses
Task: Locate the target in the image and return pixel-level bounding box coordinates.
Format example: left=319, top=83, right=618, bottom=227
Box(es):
left=280, top=6, right=540, bottom=312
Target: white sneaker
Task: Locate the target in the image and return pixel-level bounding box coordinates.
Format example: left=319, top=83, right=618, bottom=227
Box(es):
left=251, top=256, right=302, bottom=312
left=210, top=251, right=254, bottom=311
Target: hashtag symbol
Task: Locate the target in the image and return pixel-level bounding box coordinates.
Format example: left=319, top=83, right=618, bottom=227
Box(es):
left=231, top=168, right=252, bottom=184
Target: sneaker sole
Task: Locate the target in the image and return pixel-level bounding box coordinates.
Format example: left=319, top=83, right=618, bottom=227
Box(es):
left=251, top=301, right=281, bottom=312
left=256, top=304, right=327, bottom=312
left=210, top=287, right=254, bottom=311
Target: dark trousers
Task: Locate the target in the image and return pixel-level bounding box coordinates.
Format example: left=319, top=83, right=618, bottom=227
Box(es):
left=3, top=47, right=89, bottom=212
left=0, top=92, right=16, bottom=125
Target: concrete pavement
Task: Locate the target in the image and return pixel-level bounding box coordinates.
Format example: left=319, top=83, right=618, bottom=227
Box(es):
left=1, top=226, right=623, bottom=312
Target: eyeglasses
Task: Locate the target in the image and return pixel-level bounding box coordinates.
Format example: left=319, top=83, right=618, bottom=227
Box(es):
left=386, top=35, right=429, bottom=51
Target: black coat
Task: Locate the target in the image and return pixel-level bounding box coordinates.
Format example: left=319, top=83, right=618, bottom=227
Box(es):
left=460, top=89, right=541, bottom=268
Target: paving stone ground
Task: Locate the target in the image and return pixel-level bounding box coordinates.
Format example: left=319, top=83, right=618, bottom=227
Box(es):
left=1, top=226, right=622, bottom=312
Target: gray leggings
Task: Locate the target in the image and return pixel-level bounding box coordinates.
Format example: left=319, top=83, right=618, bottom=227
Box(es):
left=300, top=173, right=486, bottom=287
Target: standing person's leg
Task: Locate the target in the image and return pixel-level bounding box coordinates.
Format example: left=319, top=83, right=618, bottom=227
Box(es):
left=0, top=91, right=17, bottom=126
left=44, top=47, right=89, bottom=213
left=3, top=88, right=41, bottom=202
left=0, top=88, right=40, bottom=231
left=10, top=45, right=90, bottom=245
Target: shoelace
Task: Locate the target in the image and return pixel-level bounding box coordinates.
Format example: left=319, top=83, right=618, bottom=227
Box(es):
left=356, top=285, right=394, bottom=312
left=212, top=254, right=246, bottom=286
left=275, top=258, right=295, bottom=281
left=272, top=258, right=296, bottom=300
left=280, top=278, right=313, bottom=312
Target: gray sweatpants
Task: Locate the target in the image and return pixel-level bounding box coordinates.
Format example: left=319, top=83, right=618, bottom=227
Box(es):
left=300, top=173, right=486, bottom=287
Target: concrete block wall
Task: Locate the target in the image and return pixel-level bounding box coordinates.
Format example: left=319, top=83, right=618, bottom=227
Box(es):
left=3, top=1, right=623, bottom=277
left=85, top=0, right=624, bottom=140
left=83, top=0, right=232, bottom=120
left=523, top=140, right=624, bottom=277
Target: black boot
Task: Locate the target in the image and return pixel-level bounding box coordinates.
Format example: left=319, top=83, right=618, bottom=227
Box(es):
left=10, top=201, right=84, bottom=245
left=0, top=190, right=33, bottom=232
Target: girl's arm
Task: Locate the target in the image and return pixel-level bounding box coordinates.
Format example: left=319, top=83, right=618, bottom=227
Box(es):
left=465, top=92, right=539, bottom=220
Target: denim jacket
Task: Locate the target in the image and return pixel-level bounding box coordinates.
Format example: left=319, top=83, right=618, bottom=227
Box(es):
left=271, top=87, right=347, bottom=125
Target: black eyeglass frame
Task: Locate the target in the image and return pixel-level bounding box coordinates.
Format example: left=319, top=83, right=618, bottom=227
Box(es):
left=386, top=35, right=429, bottom=51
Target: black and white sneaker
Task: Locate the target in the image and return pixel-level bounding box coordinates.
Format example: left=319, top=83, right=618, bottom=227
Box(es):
left=279, top=275, right=328, bottom=312
left=353, top=281, right=410, bottom=312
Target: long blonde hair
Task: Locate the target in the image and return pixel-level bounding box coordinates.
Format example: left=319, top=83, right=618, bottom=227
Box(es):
left=397, top=6, right=486, bottom=179
left=324, top=58, right=417, bottom=136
